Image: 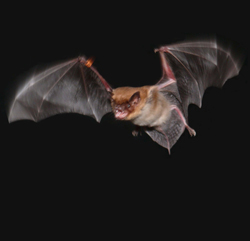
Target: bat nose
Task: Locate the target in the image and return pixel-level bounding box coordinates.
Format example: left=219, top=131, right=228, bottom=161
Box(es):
left=114, top=106, right=128, bottom=120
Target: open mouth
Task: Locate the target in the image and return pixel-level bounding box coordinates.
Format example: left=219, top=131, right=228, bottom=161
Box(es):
left=115, top=110, right=128, bottom=120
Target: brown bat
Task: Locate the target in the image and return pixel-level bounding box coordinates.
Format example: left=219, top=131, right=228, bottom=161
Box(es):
left=7, top=37, right=244, bottom=153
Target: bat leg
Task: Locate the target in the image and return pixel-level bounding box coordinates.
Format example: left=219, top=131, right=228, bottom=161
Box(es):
left=170, top=105, right=196, bottom=137
left=155, top=126, right=171, bottom=154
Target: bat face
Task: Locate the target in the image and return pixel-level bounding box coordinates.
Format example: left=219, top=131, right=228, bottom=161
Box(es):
left=111, top=86, right=150, bottom=120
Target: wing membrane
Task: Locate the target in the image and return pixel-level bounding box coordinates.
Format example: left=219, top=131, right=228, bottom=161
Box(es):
left=8, top=57, right=112, bottom=123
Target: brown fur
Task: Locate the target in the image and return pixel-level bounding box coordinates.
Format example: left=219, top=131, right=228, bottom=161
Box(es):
left=111, top=85, right=171, bottom=127
left=111, top=86, right=152, bottom=120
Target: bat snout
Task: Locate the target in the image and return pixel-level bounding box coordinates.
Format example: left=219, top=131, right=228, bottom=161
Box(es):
left=114, top=110, right=129, bottom=120
left=114, top=106, right=129, bottom=120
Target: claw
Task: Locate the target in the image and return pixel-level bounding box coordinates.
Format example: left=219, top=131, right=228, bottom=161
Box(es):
left=132, top=125, right=143, bottom=137
left=85, top=56, right=95, bottom=68
left=132, top=130, right=139, bottom=136
left=132, top=129, right=142, bottom=137
left=186, top=126, right=196, bottom=137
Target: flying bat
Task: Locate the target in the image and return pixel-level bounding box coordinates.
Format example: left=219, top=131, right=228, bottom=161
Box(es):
left=7, top=37, right=245, bottom=153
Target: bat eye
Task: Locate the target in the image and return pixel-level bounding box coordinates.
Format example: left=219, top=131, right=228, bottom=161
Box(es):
left=127, top=104, right=131, bottom=108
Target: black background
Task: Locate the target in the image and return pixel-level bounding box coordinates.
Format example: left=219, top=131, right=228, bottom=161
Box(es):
left=1, top=3, right=249, bottom=235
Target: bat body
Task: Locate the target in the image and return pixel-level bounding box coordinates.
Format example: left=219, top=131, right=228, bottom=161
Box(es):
left=7, top=37, right=245, bottom=153
left=111, top=84, right=196, bottom=151
left=112, top=86, right=172, bottom=127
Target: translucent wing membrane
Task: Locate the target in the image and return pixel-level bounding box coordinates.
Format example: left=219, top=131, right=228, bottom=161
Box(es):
left=8, top=57, right=112, bottom=123
left=157, top=38, right=244, bottom=113
left=149, top=37, right=245, bottom=152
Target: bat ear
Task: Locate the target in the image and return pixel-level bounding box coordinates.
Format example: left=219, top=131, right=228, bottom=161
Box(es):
left=129, top=91, right=140, bottom=105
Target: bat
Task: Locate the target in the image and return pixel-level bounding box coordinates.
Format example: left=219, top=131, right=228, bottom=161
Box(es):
left=7, top=36, right=245, bottom=153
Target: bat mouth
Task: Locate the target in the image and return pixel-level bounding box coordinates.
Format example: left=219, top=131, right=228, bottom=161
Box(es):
left=115, top=110, right=128, bottom=120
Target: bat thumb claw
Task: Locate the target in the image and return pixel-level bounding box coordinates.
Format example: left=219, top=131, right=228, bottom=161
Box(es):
left=85, top=56, right=95, bottom=68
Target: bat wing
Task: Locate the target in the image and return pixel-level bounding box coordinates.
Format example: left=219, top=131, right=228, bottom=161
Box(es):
left=156, top=37, right=244, bottom=117
left=8, top=57, right=112, bottom=123
left=147, top=37, right=245, bottom=152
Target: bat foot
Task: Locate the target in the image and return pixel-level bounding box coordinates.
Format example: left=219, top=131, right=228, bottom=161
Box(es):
left=132, top=130, right=142, bottom=136
left=186, top=125, right=196, bottom=137
left=132, top=125, right=142, bottom=136
left=132, top=130, right=139, bottom=136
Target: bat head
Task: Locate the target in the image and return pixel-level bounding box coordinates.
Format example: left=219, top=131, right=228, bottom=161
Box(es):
left=111, top=86, right=150, bottom=120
